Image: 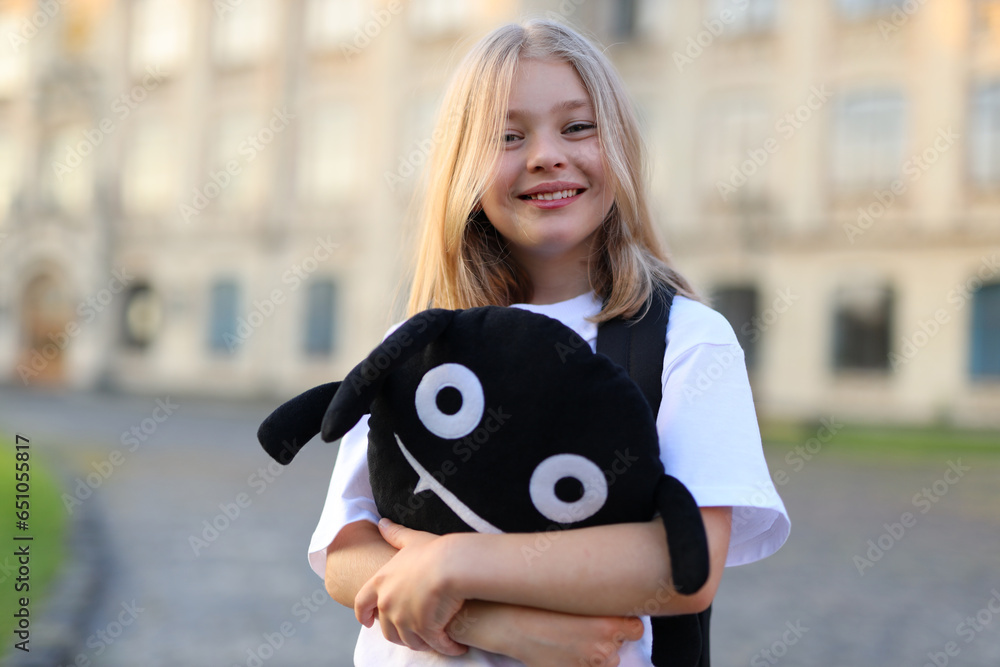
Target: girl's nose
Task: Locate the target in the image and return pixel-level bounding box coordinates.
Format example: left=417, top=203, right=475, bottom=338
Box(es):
left=526, top=132, right=566, bottom=172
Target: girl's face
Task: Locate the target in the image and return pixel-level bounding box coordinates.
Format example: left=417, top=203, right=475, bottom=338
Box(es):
left=480, top=58, right=611, bottom=267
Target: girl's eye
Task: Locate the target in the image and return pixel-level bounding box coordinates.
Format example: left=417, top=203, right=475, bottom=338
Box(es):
left=503, top=132, right=522, bottom=143
left=565, top=122, right=596, bottom=134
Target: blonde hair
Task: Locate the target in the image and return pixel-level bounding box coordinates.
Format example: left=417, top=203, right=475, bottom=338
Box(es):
left=406, top=18, right=698, bottom=322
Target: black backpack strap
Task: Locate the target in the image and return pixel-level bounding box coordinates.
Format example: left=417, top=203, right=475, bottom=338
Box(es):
left=596, top=286, right=673, bottom=410
left=597, top=285, right=711, bottom=667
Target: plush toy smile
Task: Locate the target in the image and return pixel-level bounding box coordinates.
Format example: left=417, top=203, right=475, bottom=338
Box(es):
left=394, top=433, right=502, bottom=534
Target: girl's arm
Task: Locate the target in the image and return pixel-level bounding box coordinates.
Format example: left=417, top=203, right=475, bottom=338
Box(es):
left=452, top=601, right=644, bottom=667
left=326, top=519, right=646, bottom=662
left=355, top=507, right=732, bottom=653
left=451, top=507, right=732, bottom=615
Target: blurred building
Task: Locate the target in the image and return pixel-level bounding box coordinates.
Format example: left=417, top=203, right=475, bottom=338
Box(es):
left=0, top=0, right=998, bottom=427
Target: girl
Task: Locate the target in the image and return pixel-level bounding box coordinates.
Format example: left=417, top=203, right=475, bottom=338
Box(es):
left=308, top=18, right=789, bottom=666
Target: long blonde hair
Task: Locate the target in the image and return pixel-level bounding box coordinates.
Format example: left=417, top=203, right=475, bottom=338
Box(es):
left=406, top=18, right=697, bottom=322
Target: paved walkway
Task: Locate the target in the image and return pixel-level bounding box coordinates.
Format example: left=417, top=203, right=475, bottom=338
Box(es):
left=714, top=443, right=1000, bottom=667
left=1, top=386, right=998, bottom=666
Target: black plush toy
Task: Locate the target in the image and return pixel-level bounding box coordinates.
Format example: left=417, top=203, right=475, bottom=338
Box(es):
left=257, top=305, right=710, bottom=663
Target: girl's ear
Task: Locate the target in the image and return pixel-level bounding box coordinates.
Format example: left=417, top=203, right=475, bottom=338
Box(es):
left=320, top=309, right=456, bottom=441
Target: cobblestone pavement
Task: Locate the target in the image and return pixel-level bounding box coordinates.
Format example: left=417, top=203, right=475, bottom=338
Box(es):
left=2, top=386, right=998, bottom=666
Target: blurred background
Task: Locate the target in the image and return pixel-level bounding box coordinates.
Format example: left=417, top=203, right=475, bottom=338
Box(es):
left=0, top=0, right=998, bottom=665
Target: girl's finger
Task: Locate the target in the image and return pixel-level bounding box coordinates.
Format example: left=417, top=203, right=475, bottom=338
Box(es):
left=398, top=627, right=434, bottom=652
left=380, top=618, right=404, bottom=646
left=622, top=616, right=644, bottom=642
left=354, top=583, right=378, bottom=627
left=377, top=517, right=410, bottom=548
left=423, top=630, right=468, bottom=657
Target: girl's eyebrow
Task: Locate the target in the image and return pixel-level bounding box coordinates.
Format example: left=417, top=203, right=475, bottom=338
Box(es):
left=507, top=98, right=593, bottom=119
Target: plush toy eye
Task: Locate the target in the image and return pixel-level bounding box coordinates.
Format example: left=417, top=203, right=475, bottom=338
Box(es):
left=529, top=454, right=608, bottom=524
left=414, top=363, right=485, bottom=439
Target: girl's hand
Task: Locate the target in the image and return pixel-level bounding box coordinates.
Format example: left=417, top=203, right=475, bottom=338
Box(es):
left=450, top=601, right=644, bottom=667
left=354, top=519, right=468, bottom=656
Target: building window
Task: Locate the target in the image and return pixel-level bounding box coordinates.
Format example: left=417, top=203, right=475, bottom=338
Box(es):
left=388, top=92, right=441, bottom=194
left=0, top=13, right=29, bottom=95
left=0, top=132, right=22, bottom=219
left=121, top=119, right=178, bottom=216
left=705, top=0, right=776, bottom=34
left=407, top=0, right=470, bottom=37
left=836, top=0, right=903, bottom=20
left=41, top=124, right=95, bottom=215
left=971, top=283, right=1000, bottom=379
left=831, top=91, right=906, bottom=193
left=121, top=283, right=162, bottom=350
left=130, top=0, right=192, bottom=76
left=701, top=95, right=771, bottom=205
left=208, top=280, right=240, bottom=354
left=298, top=102, right=357, bottom=204
left=971, top=82, right=1000, bottom=187
left=611, top=0, right=639, bottom=39
left=303, top=280, right=337, bottom=356
left=212, top=0, right=278, bottom=68
left=712, top=286, right=759, bottom=369
left=631, top=0, right=674, bottom=38
left=208, top=111, right=270, bottom=213
left=305, top=0, right=369, bottom=50
left=833, top=285, right=893, bottom=371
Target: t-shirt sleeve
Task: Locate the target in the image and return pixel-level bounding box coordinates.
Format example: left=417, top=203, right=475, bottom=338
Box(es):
left=657, top=299, right=790, bottom=567
left=306, top=414, right=380, bottom=578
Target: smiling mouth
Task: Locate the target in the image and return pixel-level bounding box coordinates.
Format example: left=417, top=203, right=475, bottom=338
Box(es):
left=394, top=433, right=503, bottom=534
left=519, top=189, right=584, bottom=201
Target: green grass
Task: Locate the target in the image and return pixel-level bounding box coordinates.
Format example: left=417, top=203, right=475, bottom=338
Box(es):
left=0, top=435, right=68, bottom=653
left=760, top=419, right=1000, bottom=464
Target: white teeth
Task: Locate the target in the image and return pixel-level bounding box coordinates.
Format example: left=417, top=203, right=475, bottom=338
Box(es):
left=527, top=189, right=579, bottom=201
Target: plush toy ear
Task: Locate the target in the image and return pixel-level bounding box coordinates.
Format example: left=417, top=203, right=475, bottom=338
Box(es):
left=257, top=382, right=341, bottom=464
left=654, top=475, right=711, bottom=595
left=320, top=309, right=455, bottom=442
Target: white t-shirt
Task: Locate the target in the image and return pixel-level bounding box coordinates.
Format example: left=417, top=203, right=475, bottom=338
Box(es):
left=308, top=291, right=790, bottom=666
